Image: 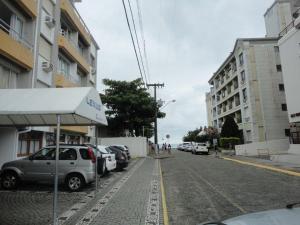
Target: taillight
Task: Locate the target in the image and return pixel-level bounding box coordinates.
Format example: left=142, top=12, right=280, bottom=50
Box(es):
left=87, top=147, right=96, bottom=163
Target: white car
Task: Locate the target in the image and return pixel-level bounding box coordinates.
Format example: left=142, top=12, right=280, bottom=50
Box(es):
left=97, top=145, right=117, bottom=173
left=192, top=143, right=209, bottom=155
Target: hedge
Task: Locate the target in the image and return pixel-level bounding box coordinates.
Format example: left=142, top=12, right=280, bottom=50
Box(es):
left=220, top=137, right=241, bottom=149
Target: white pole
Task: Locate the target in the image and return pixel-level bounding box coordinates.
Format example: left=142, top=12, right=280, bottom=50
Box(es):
left=95, top=126, right=98, bottom=192
left=53, top=115, right=60, bottom=225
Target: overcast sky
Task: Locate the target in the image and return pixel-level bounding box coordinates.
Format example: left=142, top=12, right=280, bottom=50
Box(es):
left=76, top=0, right=274, bottom=144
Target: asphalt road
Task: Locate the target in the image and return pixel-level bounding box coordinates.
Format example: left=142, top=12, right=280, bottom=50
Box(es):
left=160, top=150, right=300, bottom=225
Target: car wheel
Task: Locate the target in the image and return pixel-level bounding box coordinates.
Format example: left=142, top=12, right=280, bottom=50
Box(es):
left=1, top=171, right=19, bottom=190
left=66, top=174, right=84, bottom=192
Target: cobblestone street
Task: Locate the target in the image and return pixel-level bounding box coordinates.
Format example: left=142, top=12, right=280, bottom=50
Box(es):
left=160, top=150, right=300, bottom=225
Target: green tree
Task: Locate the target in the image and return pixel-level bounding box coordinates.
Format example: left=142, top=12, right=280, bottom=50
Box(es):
left=183, top=128, right=201, bottom=142
left=100, top=78, right=165, bottom=138
left=221, top=116, right=240, bottom=138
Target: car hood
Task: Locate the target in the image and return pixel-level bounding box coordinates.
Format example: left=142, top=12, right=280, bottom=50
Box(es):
left=222, top=207, right=300, bottom=225
left=2, top=157, right=29, bottom=168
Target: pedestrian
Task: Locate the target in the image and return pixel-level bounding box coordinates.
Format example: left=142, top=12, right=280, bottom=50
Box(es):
left=167, top=144, right=171, bottom=154
left=214, top=145, right=218, bottom=157
left=157, top=144, right=160, bottom=155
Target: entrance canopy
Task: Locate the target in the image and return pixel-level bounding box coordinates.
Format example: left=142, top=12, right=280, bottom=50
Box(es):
left=0, top=87, right=107, bottom=127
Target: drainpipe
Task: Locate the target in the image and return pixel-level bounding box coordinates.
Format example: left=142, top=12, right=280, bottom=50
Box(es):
left=31, top=0, right=42, bottom=88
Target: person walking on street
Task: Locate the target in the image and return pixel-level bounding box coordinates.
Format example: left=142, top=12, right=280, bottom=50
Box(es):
left=167, top=144, right=171, bottom=154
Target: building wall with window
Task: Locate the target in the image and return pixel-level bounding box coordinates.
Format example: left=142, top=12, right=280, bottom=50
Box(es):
left=278, top=15, right=300, bottom=154
left=0, top=0, right=100, bottom=163
left=207, top=38, right=289, bottom=144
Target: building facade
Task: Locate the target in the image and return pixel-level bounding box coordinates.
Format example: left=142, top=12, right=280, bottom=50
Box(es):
left=205, top=92, right=213, bottom=127
left=278, top=5, right=300, bottom=154
left=0, top=0, right=99, bottom=161
left=207, top=38, right=289, bottom=143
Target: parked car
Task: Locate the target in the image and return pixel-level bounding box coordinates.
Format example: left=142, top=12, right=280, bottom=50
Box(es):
left=97, top=145, right=117, bottom=174
left=108, top=146, right=129, bottom=170
left=182, top=142, right=194, bottom=152
left=0, top=144, right=97, bottom=191
left=85, top=144, right=109, bottom=175
left=192, top=143, right=209, bottom=155
left=177, top=144, right=184, bottom=151
left=110, top=145, right=131, bottom=160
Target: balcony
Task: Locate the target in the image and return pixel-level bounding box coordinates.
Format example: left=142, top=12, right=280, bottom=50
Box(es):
left=0, top=20, right=33, bottom=70
left=54, top=73, right=80, bottom=87
left=15, top=0, right=37, bottom=18
left=61, top=126, right=88, bottom=134
left=58, top=34, right=90, bottom=74
left=60, top=0, right=91, bottom=45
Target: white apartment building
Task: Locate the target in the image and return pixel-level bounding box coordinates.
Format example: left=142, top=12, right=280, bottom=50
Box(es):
left=207, top=38, right=289, bottom=144
left=278, top=3, right=300, bottom=155
left=205, top=93, right=213, bottom=127
left=0, top=0, right=100, bottom=164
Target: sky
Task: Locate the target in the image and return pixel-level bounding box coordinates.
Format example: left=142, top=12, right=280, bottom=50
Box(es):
left=76, top=0, right=274, bottom=144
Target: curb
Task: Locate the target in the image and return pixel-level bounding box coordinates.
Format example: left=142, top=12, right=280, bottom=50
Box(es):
left=222, top=157, right=300, bottom=177
left=159, top=161, right=169, bottom=225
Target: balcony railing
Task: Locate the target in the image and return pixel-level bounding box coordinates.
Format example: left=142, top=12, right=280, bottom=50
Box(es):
left=279, top=20, right=294, bottom=38
left=0, top=18, right=33, bottom=51
left=60, top=29, right=86, bottom=58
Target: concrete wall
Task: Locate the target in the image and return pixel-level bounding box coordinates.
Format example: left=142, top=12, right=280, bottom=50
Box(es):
left=97, top=137, right=148, bottom=157
left=264, top=1, right=292, bottom=37
left=235, top=138, right=289, bottom=156
left=0, top=128, right=18, bottom=168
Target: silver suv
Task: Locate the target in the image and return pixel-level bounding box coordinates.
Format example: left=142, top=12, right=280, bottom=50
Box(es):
left=0, top=144, right=96, bottom=191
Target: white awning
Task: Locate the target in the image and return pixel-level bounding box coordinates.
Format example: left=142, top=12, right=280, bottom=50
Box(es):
left=0, top=87, right=107, bottom=126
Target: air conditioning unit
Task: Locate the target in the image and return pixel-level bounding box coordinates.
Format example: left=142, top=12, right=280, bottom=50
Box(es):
left=45, top=15, right=56, bottom=28
left=42, top=61, right=53, bottom=73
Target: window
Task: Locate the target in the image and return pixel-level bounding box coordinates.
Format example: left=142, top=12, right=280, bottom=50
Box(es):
left=59, top=148, right=77, bottom=160
left=285, top=129, right=290, bottom=137
left=242, top=89, right=247, bottom=102
left=276, top=65, right=282, bottom=72
left=32, top=148, right=55, bottom=160
left=239, top=53, right=244, bottom=66
left=58, top=56, right=70, bottom=76
left=279, top=84, right=285, bottom=91
left=274, top=46, right=279, bottom=53
left=0, top=66, right=17, bottom=88
left=282, top=104, right=287, bottom=111
left=241, top=71, right=246, bottom=84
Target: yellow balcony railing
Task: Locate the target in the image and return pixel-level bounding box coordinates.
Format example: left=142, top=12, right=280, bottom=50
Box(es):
left=58, top=34, right=90, bottom=74
left=0, top=29, right=33, bottom=70
left=61, top=126, right=88, bottom=134
left=60, top=0, right=91, bottom=45
left=16, top=0, right=37, bottom=18
left=54, top=73, right=80, bottom=88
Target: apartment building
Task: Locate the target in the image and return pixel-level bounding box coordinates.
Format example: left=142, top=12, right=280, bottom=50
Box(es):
left=0, top=0, right=99, bottom=158
left=278, top=3, right=300, bottom=155
left=205, top=92, right=213, bottom=127
left=207, top=38, right=289, bottom=143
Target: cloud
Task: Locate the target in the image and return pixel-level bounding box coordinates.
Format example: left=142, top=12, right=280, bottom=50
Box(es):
left=76, top=0, right=274, bottom=143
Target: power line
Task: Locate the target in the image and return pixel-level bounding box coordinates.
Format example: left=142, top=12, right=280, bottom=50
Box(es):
left=127, top=0, right=148, bottom=85
left=121, top=0, right=146, bottom=87
left=135, top=0, right=151, bottom=83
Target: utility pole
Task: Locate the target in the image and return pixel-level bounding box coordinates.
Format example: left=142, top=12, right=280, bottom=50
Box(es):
left=147, top=83, right=164, bottom=145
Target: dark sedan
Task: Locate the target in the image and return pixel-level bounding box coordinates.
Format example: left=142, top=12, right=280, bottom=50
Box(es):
left=108, top=146, right=129, bottom=170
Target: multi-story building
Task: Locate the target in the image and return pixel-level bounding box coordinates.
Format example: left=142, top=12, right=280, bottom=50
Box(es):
left=205, top=92, right=213, bottom=127
left=278, top=2, right=300, bottom=155
left=207, top=38, right=289, bottom=143
left=0, top=0, right=99, bottom=158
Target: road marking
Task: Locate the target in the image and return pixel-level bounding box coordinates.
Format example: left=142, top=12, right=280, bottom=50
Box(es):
left=74, top=158, right=145, bottom=225
left=223, top=157, right=300, bottom=177
left=159, top=161, right=169, bottom=225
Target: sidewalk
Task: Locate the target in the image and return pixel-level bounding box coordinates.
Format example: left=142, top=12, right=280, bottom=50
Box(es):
left=61, top=157, right=163, bottom=225
left=222, top=154, right=300, bottom=174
